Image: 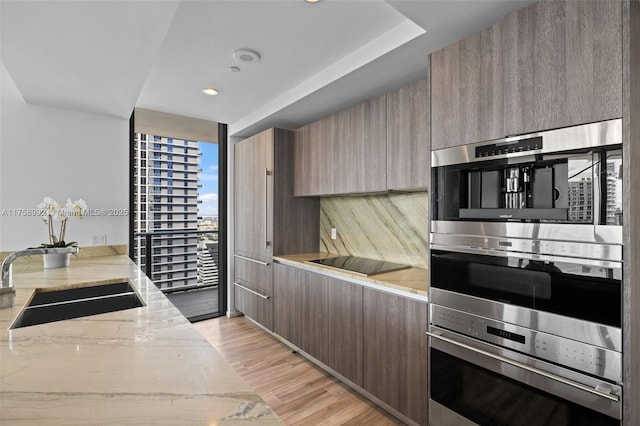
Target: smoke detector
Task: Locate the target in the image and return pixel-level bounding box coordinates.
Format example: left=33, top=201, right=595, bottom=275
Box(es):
left=233, top=48, right=261, bottom=64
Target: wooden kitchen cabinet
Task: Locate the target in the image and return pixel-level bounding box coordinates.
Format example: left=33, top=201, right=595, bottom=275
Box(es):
left=431, top=21, right=503, bottom=150
left=502, top=0, right=622, bottom=136
left=274, top=263, right=429, bottom=420
left=273, top=264, right=364, bottom=386
left=235, top=256, right=273, bottom=329
left=233, top=129, right=319, bottom=330
left=294, top=79, right=431, bottom=195
left=347, top=94, right=387, bottom=194
left=325, top=275, right=364, bottom=386
left=294, top=94, right=387, bottom=196
left=294, top=117, right=336, bottom=196
left=386, top=78, right=430, bottom=189
left=234, top=129, right=273, bottom=263
left=273, top=263, right=304, bottom=347
left=363, top=287, right=429, bottom=425
left=234, top=279, right=273, bottom=331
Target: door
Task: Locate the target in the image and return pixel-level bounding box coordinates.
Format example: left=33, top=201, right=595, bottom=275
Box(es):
left=130, top=114, right=228, bottom=322
left=234, top=129, right=274, bottom=262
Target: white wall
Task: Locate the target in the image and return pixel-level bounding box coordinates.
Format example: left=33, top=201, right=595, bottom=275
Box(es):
left=0, top=61, right=129, bottom=251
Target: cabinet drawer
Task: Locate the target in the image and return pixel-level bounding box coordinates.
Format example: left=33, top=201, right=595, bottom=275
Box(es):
left=234, top=255, right=273, bottom=294
left=234, top=282, right=273, bottom=331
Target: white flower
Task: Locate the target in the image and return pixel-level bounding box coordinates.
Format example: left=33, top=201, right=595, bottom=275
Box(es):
left=36, top=196, right=88, bottom=247
left=38, top=197, right=63, bottom=222
left=65, top=198, right=87, bottom=217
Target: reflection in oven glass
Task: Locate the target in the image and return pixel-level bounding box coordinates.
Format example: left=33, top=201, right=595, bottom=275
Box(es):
left=431, top=349, right=618, bottom=426
left=431, top=251, right=621, bottom=327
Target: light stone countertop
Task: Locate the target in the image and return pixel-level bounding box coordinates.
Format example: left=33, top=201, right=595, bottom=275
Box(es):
left=274, top=252, right=428, bottom=301
left=0, top=255, right=282, bottom=425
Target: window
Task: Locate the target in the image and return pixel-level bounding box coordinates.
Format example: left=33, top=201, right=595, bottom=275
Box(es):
left=131, top=124, right=226, bottom=319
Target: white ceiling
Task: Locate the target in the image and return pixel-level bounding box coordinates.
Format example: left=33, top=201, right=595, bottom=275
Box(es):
left=1, top=0, right=535, bottom=138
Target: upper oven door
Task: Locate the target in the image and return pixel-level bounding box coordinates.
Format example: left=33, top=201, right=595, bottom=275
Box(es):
left=430, top=247, right=622, bottom=328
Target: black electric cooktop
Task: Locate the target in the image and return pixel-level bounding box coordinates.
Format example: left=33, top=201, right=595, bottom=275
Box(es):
left=306, top=256, right=410, bottom=277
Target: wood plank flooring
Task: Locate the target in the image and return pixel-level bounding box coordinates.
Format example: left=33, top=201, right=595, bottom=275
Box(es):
left=195, top=316, right=403, bottom=425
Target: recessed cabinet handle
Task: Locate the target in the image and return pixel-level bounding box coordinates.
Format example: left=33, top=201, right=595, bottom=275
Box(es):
left=234, top=282, right=270, bottom=300
left=265, top=168, right=272, bottom=249
left=426, top=331, right=620, bottom=403
left=234, top=254, right=269, bottom=266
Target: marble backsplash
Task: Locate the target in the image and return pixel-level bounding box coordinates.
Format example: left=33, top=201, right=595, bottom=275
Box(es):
left=320, top=192, right=428, bottom=269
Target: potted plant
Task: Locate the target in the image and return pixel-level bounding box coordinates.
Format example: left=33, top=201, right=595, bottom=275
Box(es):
left=36, top=197, right=87, bottom=268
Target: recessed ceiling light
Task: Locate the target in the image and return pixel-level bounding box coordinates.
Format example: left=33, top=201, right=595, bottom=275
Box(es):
left=233, top=48, right=261, bottom=64
left=202, top=87, right=219, bottom=96
left=229, top=66, right=241, bottom=73
left=305, top=0, right=321, bottom=3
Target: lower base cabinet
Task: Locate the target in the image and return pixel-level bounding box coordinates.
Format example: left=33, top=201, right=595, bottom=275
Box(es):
left=273, top=264, right=363, bottom=386
left=363, top=288, right=429, bottom=425
left=273, top=263, right=428, bottom=425
left=234, top=282, right=273, bottom=331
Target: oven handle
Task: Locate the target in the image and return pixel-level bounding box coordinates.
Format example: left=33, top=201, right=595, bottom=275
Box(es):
left=426, top=331, right=619, bottom=402
left=429, top=243, right=622, bottom=270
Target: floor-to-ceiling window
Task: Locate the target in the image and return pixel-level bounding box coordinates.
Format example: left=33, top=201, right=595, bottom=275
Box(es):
left=129, top=110, right=226, bottom=321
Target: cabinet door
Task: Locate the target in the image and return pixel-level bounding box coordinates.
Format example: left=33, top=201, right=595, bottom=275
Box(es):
left=325, top=276, right=363, bottom=386
left=293, top=117, right=336, bottom=196
left=386, top=78, right=430, bottom=190
left=333, top=108, right=351, bottom=194
left=300, top=270, right=330, bottom=364
left=273, top=263, right=303, bottom=347
left=348, top=94, right=387, bottom=193
left=363, top=288, right=428, bottom=425
left=503, top=0, right=622, bottom=135
left=275, top=265, right=364, bottom=386
left=431, top=22, right=503, bottom=150
left=234, top=129, right=273, bottom=262
left=293, top=125, right=312, bottom=197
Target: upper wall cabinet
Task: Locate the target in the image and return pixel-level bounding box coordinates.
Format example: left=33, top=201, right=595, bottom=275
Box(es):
left=502, top=0, right=622, bottom=136
left=294, top=95, right=387, bottom=196
left=294, top=80, right=429, bottom=196
left=294, top=118, right=335, bottom=196
left=431, top=22, right=503, bottom=150
left=386, top=78, right=430, bottom=190
left=347, top=95, right=387, bottom=194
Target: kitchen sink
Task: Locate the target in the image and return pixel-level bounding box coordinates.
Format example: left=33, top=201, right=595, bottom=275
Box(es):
left=10, top=282, right=144, bottom=329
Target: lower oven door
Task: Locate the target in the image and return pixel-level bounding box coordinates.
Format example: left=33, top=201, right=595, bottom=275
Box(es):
left=428, top=328, right=622, bottom=426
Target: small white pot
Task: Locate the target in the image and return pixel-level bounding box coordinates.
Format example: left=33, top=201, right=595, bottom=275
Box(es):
left=43, top=252, right=71, bottom=269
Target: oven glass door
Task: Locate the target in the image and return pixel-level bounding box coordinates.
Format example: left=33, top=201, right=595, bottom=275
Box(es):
left=430, top=250, right=621, bottom=327
left=430, top=348, right=619, bottom=426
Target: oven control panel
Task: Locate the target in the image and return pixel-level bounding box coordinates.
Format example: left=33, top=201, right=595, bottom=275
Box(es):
left=430, top=304, right=622, bottom=383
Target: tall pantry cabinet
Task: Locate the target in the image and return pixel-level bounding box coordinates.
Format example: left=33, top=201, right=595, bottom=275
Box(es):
left=233, top=128, right=319, bottom=330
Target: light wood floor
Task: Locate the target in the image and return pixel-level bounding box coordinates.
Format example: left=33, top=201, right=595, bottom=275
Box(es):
left=195, top=316, right=403, bottom=425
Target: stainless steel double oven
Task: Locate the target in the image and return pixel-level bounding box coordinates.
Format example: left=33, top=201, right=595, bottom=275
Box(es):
left=428, top=119, right=623, bottom=425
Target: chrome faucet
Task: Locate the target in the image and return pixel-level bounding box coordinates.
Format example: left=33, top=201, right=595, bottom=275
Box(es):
left=0, top=247, right=79, bottom=309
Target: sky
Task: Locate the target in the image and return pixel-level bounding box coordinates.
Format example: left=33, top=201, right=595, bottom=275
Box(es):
left=198, top=142, right=218, bottom=217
